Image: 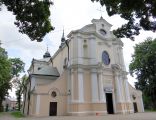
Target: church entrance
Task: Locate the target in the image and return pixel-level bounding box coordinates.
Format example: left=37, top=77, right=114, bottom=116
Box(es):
left=106, top=93, right=114, bottom=114
left=133, top=102, right=138, bottom=113
left=49, top=102, right=57, bottom=116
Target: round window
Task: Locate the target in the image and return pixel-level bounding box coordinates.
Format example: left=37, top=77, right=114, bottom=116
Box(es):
left=51, top=91, right=57, bottom=98
left=99, top=29, right=107, bottom=36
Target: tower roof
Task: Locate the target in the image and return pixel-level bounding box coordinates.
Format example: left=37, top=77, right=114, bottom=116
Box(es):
left=43, top=46, right=51, bottom=58
left=59, top=29, right=66, bottom=48
left=61, top=29, right=65, bottom=42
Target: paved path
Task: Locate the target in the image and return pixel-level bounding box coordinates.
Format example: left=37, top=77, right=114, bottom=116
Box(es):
left=0, top=112, right=156, bottom=120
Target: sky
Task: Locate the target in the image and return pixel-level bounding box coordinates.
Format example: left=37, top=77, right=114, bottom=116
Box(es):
left=0, top=0, right=156, bottom=98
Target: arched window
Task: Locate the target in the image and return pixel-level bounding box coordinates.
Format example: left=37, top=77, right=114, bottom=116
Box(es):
left=83, top=40, right=88, bottom=58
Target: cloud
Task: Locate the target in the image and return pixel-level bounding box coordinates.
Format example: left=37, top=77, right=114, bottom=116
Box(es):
left=0, top=6, right=51, bottom=70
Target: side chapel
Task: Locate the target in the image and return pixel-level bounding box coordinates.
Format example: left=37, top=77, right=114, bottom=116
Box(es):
left=23, top=17, right=144, bottom=116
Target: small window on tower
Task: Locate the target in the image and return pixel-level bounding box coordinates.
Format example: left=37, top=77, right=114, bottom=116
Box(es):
left=83, top=44, right=88, bottom=58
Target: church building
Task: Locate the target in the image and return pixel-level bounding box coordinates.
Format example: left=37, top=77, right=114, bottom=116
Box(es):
left=23, top=17, right=144, bottom=116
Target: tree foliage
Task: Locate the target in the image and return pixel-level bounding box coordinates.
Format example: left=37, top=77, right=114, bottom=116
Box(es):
left=91, top=0, right=156, bottom=40
left=10, top=58, right=25, bottom=77
left=129, top=38, right=156, bottom=109
left=15, top=75, right=28, bottom=111
left=1, top=0, right=54, bottom=42
left=10, top=58, right=25, bottom=111
left=0, top=47, right=11, bottom=112
left=0, top=48, right=25, bottom=112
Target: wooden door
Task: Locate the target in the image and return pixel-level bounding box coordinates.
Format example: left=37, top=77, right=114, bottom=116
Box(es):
left=49, top=102, right=57, bottom=116
left=133, top=102, right=138, bottom=113
left=106, top=93, right=114, bottom=114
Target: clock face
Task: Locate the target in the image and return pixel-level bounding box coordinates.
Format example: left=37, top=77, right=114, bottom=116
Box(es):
left=99, top=29, right=107, bottom=36
left=102, top=51, right=110, bottom=65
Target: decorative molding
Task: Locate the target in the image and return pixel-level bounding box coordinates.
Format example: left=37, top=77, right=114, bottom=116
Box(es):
left=98, top=41, right=111, bottom=47
left=104, top=87, right=113, bottom=93
left=69, top=64, right=99, bottom=70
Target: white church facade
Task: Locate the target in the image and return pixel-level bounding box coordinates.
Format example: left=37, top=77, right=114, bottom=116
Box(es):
left=23, top=17, right=144, bottom=116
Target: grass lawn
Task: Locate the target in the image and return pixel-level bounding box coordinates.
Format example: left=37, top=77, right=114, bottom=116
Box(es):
left=145, top=109, right=156, bottom=112
left=11, top=111, right=25, bottom=118
left=0, top=112, right=3, bottom=116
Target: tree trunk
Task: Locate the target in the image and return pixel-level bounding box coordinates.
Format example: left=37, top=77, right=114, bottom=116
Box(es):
left=152, top=98, right=156, bottom=110
left=18, top=90, right=21, bottom=111
left=0, top=99, right=3, bottom=112
left=19, top=95, right=21, bottom=111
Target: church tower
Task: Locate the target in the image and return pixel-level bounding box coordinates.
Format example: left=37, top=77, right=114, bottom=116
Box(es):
left=43, top=47, right=51, bottom=58
left=66, top=17, right=132, bottom=115
left=24, top=17, right=144, bottom=117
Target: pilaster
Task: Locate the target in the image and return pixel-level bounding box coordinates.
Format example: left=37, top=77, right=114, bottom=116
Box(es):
left=36, top=95, right=40, bottom=115
left=119, top=46, right=126, bottom=71
left=140, top=95, right=145, bottom=112
left=114, top=72, right=123, bottom=103
left=98, top=71, right=106, bottom=102
left=124, top=79, right=131, bottom=102
left=70, top=69, right=74, bottom=102
left=78, top=68, right=84, bottom=102
left=77, top=35, right=83, bottom=64
left=91, top=68, right=99, bottom=102
left=88, top=35, right=97, bottom=65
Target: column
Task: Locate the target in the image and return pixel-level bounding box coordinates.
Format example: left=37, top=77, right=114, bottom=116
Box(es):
left=36, top=95, right=40, bottom=115
left=140, top=95, right=145, bottom=112
left=91, top=68, right=99, bottom=102
left=98, top=71, right=106, bottom=102
left=70, top=70, right=74, bottom=102
left=77, top=35, right=83, bottom=64
left=88, top=35, right=97, bottom=65
left=119, top=77, right=125, bottom=103
left=67, top=69, right=71, bottom=104
left=119, top=46, right=126, bottom=71
left=78, top=68, right=84, bottom=102
left=124, top=79, right=131, bottom=102
left=115, top=72, right=123, bottom=103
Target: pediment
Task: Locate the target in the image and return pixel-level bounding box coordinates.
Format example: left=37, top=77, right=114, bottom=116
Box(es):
left=79, top=24, right=96, bottom=33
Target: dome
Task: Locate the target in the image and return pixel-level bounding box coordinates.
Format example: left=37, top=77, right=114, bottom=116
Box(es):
left=43, top=51, right=51, bottom=58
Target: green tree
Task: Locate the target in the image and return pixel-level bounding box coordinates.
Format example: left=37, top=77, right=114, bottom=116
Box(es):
left=0, top=47, right=11, bottom=112
left=129, top=38, right=156, bottom=109
left=15, top=75, right=28, bottom=111
left=10, top=58, right=25, bottom=77
left=1, top=0, right=54, bottom=42
left=91, top=0, right=156, bottom=40
left=10, top=58, right=25, bottom=111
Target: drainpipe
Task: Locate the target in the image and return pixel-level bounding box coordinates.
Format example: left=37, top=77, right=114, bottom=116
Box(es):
left=65, top=40, right=69, bottom=61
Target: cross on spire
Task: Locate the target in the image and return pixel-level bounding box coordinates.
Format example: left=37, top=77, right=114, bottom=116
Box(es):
left=46, top=44, right=49, bottom=52
left=97, top=7, right=105, bottom=18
